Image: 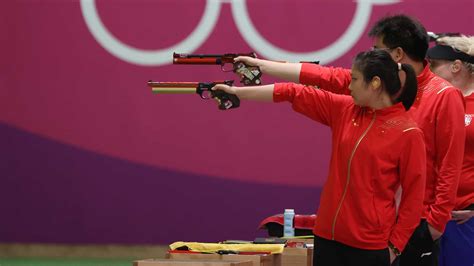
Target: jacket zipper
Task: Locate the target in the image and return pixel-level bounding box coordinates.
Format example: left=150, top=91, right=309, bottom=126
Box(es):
left=331, top=111, right=376, bottom=240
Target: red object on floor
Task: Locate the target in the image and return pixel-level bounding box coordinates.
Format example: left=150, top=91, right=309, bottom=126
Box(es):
left=258, top=214, right=316, bottom=230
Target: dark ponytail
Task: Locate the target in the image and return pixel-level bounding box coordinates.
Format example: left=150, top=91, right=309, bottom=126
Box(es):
left=396, top=63, right=417, bottom=110
left=353, top=50, right=418, bottom=110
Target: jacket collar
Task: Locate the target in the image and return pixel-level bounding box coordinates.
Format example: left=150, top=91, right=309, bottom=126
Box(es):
left=417, top=60, right=435, bottom=89
left=364, top=102, right=407, bottom=116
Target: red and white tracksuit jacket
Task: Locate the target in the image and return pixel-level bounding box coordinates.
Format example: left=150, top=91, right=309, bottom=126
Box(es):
left=457, top=94, right=474, bottom=210
left=274, top=83, right=426, bottom=252
left=299, top=62, right=465, bottom=237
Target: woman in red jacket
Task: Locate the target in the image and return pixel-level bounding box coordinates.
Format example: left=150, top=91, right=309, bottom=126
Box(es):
left=427, top=36, right=474, bottom=266
left=213, top=50, right=426, bottom=266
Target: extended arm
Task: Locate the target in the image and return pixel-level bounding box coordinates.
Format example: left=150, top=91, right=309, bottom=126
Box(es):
left=235, top=56, right=302, bottom=83
left=212, top=84, right=274, bottom=102
left=235, top=56, right=352, bottom=95
left=213, top=82, right=352, bottom=127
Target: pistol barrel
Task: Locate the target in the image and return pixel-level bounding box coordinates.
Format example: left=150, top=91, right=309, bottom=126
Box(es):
left=173, top=57, right=222, bottom=65
left=173, top=52, right=257, bottom=65
left=147, top=81, right=198, bottom=94
left=151, top=87, right=196, bottom=93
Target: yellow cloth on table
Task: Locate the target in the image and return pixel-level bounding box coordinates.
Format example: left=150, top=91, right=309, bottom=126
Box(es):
left=169, top=241, right=285, bottom=254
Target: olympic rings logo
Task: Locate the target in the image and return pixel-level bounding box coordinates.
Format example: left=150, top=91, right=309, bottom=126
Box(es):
left=80, top=0, right=400, bottom=66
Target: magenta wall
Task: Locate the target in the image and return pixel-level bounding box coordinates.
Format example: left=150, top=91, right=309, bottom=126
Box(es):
left=1, top=0, right=473, bottom=244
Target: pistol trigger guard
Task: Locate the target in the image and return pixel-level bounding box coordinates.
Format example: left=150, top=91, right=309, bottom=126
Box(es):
left=196, top=89, right=205, bottom=99
left=197, top=87, right=212, bottom=100
left=220, top=64, right=232, bottom=73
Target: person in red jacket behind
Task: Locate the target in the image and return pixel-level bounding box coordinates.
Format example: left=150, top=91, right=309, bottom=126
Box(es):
left=427, top=37, right=474, bottom=266
left=234, top=14, right=465, bottom=266
left=213, top=49, right=426, bottom=266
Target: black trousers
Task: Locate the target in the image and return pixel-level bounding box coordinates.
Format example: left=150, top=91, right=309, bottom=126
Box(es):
left=395, top=219, right=440, bottom=266
left=313, top=235, right=391, bottom=266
